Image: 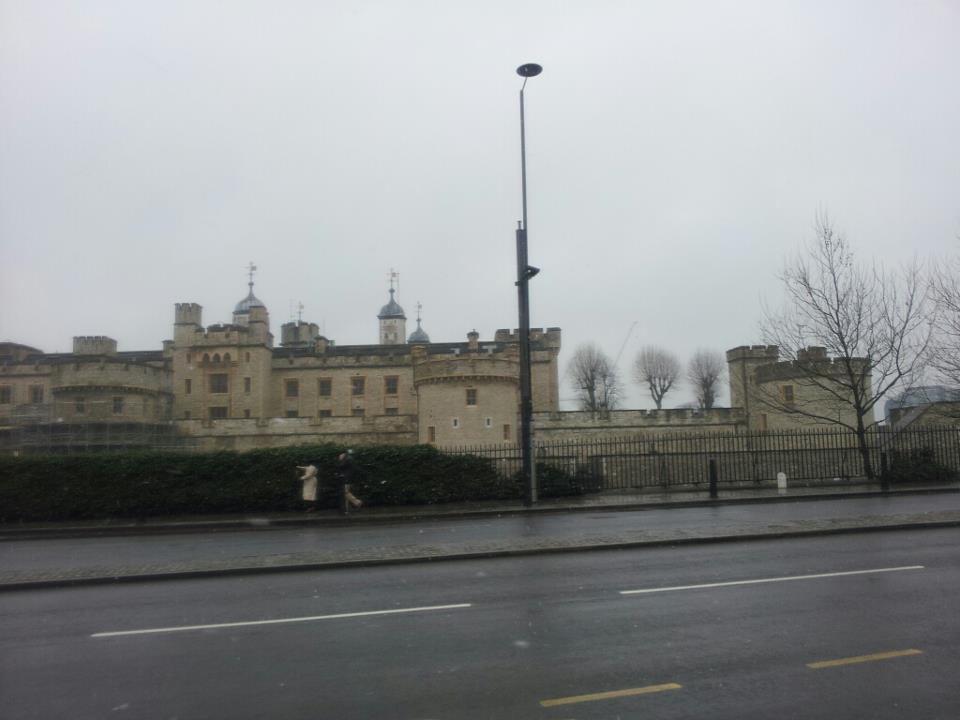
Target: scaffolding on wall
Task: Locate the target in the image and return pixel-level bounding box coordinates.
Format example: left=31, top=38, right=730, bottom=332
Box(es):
left=1, top=401, right=195, bottom=455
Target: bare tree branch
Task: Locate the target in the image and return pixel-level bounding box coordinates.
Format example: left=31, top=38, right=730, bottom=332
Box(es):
left=566, top=343, right=622, bottom=412
left=633, top=345, right=681, bottom=409
left=759, top=215, right=932, bottom=479
left=929, top=253, right=960, bottom=387
left=687, top=348, right=725, bottom=409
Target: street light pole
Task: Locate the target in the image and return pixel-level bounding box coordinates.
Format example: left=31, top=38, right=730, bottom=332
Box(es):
left=516, top=62, right=542, bottom=506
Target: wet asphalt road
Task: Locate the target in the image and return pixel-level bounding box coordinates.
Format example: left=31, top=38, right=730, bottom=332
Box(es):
left=1, top=527, right=958, bottom=719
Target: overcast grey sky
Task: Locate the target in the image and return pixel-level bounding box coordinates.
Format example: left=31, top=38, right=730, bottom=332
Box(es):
left=1, top=0, right=958, bottom=409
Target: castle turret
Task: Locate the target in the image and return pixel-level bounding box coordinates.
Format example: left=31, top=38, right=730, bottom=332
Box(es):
left=726, top=345, right=779, bottom=427
left=233, top=262, right=266, bottom=327
left=407, top=302, right=430, bottom=344
left=378, top=282, right=406, bottom=345
left=72, top=336, right=118, bottom=356
left=281, top=321, right=320, bottom=348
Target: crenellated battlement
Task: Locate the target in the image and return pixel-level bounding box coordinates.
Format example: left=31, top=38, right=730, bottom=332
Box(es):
left=756, top=355, right=870, bottom=383
left=72, top=336, right=117, bottom=356
left=175, top=303, right=203, bottom=326
left=493, top=327, right=562, bottom=349
left=725, top=345, right=779, bottom=362
left=412, top=354, right=519, bottom=386
left=281, top=321, right=319, bottom=348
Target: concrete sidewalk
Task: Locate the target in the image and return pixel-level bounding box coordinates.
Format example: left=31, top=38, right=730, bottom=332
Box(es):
left=2, top=482, right=958, bottom=539
left=2, top=484, right=958, bottom=591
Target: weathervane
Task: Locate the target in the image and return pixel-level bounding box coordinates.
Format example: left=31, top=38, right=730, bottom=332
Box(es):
left=388, top=268, right=400, bottom=294
left=246, top=262, right=257, bottom=289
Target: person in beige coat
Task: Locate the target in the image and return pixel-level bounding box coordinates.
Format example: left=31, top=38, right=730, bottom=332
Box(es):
left=296, top=461, right=319, bottom=512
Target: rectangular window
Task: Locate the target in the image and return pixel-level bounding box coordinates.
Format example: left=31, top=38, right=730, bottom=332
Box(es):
left=184, top=410, right=191, bottom=419
left=285, top=410, right=298, bottom=418
left=244, top=377, right=251, bottom=394
left=318, top=409, right=332, bottom=418
left=185, top=379, right=192, bottom=395
left=243, top=409, right=251, bottom=418
left=285, top=379, right=299, bottom=398
left=428, top=426, right=436, bottom=443
left=0, top=386, right=10, bottom=404
left=209, top=374, right=228, bottom=394
left=485, top=417, right=492, bottom=428
left=351, top=408, right=365, bottom=417
left=29, top=386, right=44, bottom=404
left=351, top=377, right=365, bottom=396
left=452, top=417, right=460, bottom=429
left=318, top=378, right=332, bottom=396
left=112, top=397, right=124, bottom=414
left=384, top=376, right=399, bottom=395
left=781, top=385, right=795, bottom=404
left=385, top=407, right=399, bottom=416
left=503, top=424, right=511, bottom=441
left=209, top=406, right=228, bottom=420
left=466, top=388, right=477, bottom=406
left=75, top=398, right=86, bottom=414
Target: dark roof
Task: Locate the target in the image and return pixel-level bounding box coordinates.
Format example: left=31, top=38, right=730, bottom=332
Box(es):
left=377, top=289, right=406, bottom=319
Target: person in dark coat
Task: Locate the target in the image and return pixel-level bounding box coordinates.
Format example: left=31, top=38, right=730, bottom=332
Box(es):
left=337, top=450, right=363, bottom=514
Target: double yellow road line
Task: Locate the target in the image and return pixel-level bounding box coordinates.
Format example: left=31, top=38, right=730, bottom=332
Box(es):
left=539, top=648, right=923, bottom=708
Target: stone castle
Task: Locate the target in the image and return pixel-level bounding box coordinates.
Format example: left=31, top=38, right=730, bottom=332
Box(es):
left=0, top=272, right=870, bottom=452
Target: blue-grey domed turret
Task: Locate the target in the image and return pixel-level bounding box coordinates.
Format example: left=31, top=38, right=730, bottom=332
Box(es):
left=234, top=262, right=267, bottom=325
left=234, top=288, right=265, bottom=315
left=407, top=301, right=430, bottom=344
left=377, top=288, right=406, bottom=320
left=378, top=286, right=407, bottom=345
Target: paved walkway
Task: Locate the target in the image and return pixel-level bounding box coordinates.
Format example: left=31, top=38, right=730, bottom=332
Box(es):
left=2, top=484, right=958, bottom=591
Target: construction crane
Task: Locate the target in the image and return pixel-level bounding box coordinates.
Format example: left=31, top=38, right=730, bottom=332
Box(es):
left=614, top=321, right=639, bottom=367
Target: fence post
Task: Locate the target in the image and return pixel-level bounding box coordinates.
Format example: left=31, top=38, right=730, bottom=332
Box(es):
left=880, top=451, right=890, bottom=493
left=709, top=458, right=718, bottom=499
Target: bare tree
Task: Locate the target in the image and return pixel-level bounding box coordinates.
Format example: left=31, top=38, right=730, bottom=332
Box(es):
left=566, top=343, right=622, bottom=412
left=929, top=253, right=960, bottom=387
left=687, top=348, right=725, bottom=409
left=760, top=215, right=931, bottom=479
left=633, top=345, right=681, bottom=409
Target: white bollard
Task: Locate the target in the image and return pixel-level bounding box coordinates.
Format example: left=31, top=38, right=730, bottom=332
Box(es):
left=777, top=471, right=788, bottom=495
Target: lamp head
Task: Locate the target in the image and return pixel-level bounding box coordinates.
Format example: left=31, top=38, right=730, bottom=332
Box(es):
left=516, top=63, right=543, bottom=78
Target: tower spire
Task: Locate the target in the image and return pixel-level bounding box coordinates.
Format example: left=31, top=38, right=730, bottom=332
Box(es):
left=246, top=261, right=257, bottom=291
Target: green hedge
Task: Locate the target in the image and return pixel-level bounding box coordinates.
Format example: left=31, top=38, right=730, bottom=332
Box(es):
left=885, top=447, right=959, bottom=485
left=0, top=444, right=586, bottom=523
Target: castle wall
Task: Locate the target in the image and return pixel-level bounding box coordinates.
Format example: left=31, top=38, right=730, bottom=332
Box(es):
left=751, top=356, right=873, bottom=431
left=269, top=353, right=417, bottom=419
left=416, top=379, right=519, bottom=446
left=0, top=361, right=53, bottom=424
left=533, top=408, right=746, bottom=441
left=174, top=415, right=418, bottom=452
left=413, top=347, right=522, bottom=446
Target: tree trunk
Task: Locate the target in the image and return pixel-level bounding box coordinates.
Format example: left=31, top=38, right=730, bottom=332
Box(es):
left=854, top=415, right=875, bottom=482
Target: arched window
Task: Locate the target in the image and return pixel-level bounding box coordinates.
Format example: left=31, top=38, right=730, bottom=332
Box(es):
left=223, top=353, right=231, bottom=363
left=213, top=353, right=221, bottom=363
left=203, top=353, right=210, bottom=364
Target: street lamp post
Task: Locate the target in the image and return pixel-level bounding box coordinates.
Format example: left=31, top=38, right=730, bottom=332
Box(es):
left=516, top=62, right=542, bottom=506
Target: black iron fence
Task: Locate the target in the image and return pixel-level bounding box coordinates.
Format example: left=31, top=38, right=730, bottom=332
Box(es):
left=444, top=425, right=960, bottom=491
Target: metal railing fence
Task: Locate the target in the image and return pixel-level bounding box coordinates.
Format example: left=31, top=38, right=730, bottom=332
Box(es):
left=444, top=425, right=960, bottom=490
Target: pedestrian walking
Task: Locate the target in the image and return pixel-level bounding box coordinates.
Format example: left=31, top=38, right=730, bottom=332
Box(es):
left=295, top=460, right=320, bottom=512
left=337, top=450, right=363, bottom=514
